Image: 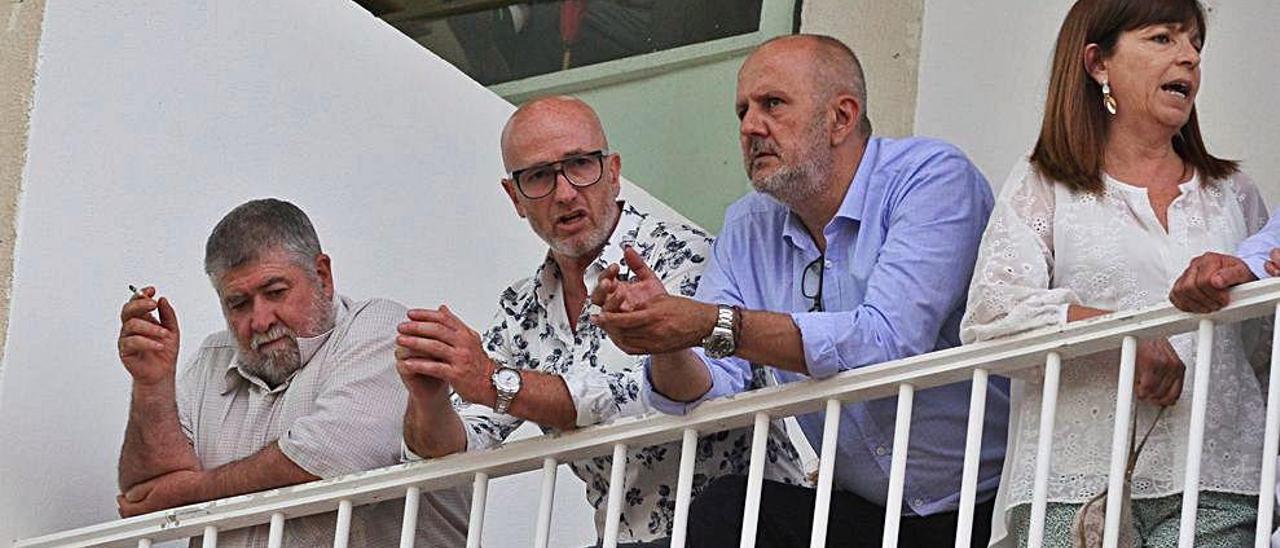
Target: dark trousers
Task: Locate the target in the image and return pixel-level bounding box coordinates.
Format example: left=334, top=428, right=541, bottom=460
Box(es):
left=687, top=476, right=996, bottom=548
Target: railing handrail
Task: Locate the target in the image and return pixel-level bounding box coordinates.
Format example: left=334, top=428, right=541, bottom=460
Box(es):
left=19, top=278, right=1280, bottom=548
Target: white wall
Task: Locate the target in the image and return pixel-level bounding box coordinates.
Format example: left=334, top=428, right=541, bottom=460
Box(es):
left=0, top=1, right=685, bottom=544
left=916, top=0, right=1280, bottom=204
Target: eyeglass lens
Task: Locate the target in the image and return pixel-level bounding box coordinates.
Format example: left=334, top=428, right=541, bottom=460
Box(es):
left=802, top=256, right=824, bottom=312
left=516, top=152, right=604, bottom=199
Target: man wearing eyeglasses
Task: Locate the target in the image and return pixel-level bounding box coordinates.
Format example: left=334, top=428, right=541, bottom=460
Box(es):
left=397, top=96, right=807, bottom=546
left=592, top=35, right=1009, bottom=547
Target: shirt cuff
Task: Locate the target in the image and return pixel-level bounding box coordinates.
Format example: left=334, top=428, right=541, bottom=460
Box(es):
left=1243, top=253, right=1271, bottom=281
left=644, top=352, right=738, bottom=415
left=560, top=368, right=614, bottom=428
left=792, top=312, right=844, bottom=379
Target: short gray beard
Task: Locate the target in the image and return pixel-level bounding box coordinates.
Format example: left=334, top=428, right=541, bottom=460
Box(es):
left=748, top=117, right=834, bottom=210
left=235, top=287, right=335, bottom=387
left=548, top=203, right=621, bottom=260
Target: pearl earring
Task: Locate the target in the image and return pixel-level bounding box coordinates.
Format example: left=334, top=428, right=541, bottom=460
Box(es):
left=1101, top=81, right=1118, bottom=116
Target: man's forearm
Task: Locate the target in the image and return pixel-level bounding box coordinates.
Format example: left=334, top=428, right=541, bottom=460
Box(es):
left=649, top=349, right=713, bottom=402
left=507, top=370, right=578, bottom=431
left=404, top=395, right=469, bottom=458
left=118, top=382, right=200, bottom=490
left=199, top=444, right=318, bottom=502
left=649, top=310, right=807, bottom=402
left=1067, top=305, right=1112, bottom=323
left=734, top=310, right=808, bottom=374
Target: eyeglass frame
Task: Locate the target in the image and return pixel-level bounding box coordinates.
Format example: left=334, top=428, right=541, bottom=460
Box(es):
left=802, top=255, right=825, bottom=312
left=507, top=149, right=612, bottom=200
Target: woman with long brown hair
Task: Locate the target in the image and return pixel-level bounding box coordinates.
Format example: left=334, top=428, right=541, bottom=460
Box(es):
left=961, top=0, right=1269, bottom=546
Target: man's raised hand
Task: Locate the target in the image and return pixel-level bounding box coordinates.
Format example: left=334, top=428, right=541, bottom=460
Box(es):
left=117, top=286, right=181, bottom=386
left=592, top=246, right=668, bottom=314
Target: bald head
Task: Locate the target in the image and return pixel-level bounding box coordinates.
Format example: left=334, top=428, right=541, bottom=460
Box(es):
left=746, top=34, right=872, bottom=137
left=500, top=96, right=610, bottom=173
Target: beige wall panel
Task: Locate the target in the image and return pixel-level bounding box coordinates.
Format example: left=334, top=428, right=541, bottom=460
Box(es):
left=800, top=0, right=925, bottom=138
left=0, top=0, right=46, bottom=377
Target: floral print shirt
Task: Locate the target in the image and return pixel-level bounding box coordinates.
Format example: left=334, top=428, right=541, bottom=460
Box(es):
left=460, top=203, right=807, bottom=542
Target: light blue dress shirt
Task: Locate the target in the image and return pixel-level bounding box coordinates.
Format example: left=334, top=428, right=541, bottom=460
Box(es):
left=1239, top=211, right=1280, bottom=278
left=647, top=137, right=1010, bottom=516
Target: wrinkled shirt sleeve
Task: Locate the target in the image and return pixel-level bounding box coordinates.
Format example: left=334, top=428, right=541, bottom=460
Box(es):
left=1237, top=192, right=1280, bottom=280
left=792, top=149, right=995, bottom=379
left=960, top=160, right=1083, bottom=382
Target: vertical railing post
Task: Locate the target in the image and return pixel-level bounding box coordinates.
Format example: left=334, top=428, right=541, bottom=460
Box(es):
left=201, top=526, right=219, bottom=548
left=671, top=429, right=699, bottom=548
left=1028, top=352, right=1063, bottom=548
left=534, top=458, right=558, bottom=548
left=882, top=384, right=916, bottom=548
left=955, top=368, right=991, bottom=548
left=400, top=486, right=421, bottom=548
left=810, top=399, right=843, bottom=548
left=1178, top=320, right=1216, bottom=548
left=739, top=412, right=771, bottom=548
left=1254, top=306, right=1280, bottom=548
left=1103, top=336, right=1139, bottom=548
left=267, top=512, right=286, bottom=548
left=466, top=473, right=489, bottom=548
left=602, top=443, right=629, bottom=548
left=333, top=499, right=353, bottom=548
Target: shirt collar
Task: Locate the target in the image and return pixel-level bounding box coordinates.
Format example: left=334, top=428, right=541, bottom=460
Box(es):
left=781, top=138, right=879, bottom=252
left=223, top=296, right=348, bottom=394
left=836, top=136, right=878, bottom=223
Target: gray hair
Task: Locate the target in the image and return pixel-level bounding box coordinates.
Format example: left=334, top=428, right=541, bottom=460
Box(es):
left=204, top=198, right=322, bottom=281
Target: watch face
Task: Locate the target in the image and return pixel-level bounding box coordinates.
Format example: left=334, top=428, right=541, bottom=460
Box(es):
left=704, top=331, right=734, bottom=358
left=494, top=368, right=522, bottom=392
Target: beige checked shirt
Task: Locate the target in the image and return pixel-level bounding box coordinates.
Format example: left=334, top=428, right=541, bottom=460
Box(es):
left=177, top=295, right=469, bottom=547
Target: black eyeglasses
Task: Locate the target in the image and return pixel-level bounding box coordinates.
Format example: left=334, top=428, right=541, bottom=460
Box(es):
left=802, top=255, right=825, bottom=312
left=509, top=149, right=609, bottom=200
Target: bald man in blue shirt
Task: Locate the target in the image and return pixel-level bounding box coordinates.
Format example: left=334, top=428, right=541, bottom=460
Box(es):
left=592, top=34, right=1008, bottom=548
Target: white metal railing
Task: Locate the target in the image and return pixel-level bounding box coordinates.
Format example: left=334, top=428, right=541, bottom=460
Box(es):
left=19, top=278, right=1280, bottom=548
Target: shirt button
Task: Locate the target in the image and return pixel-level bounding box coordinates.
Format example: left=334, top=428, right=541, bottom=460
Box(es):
left=824, top=259, right=833, bottom=269
left=875, top=446, right=887, bottom=456
left=912, top=498, right=925, bottom=507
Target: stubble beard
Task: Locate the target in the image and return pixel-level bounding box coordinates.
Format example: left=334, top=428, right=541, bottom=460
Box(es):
left=748, top=116, right=834, bottom=211
left=546, top=202, right=620, bottom=261
left=235, top=287, right=335, bottom=387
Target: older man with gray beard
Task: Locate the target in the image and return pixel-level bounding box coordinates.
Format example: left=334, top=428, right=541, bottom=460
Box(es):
left=114, top=198, right=469, bottom=546
left=592, top=34, right=1009, bottom=547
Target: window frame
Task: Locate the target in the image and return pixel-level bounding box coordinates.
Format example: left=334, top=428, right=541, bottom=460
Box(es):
left=486, top=0, right=798, bottom=102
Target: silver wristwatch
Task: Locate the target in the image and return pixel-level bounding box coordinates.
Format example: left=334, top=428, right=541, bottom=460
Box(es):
left=701, top=304, right=739, bottom=359
left=491, top=364, right=523, bottom=414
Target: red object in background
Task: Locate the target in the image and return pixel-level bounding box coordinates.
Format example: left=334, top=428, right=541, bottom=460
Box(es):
left=559, top=0, right=588, bottom=45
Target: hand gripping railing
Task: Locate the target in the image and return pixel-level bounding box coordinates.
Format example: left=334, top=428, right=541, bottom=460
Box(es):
left=19, top=279, right=1280, bottom=548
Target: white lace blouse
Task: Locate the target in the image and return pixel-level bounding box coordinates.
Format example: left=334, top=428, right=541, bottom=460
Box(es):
left=961, top=158, right=1270, bottom=516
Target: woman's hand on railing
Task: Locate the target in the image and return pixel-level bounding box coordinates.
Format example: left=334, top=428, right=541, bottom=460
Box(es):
left=1134, top=338, right=1185, bottom=407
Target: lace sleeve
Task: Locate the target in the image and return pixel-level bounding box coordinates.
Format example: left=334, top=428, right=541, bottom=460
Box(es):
left=961, top=160, right=1082, bottom=381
